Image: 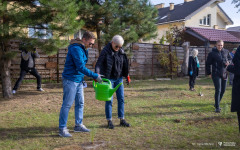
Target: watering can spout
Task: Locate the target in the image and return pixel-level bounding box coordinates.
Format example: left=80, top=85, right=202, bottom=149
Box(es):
left=109, top=82, right=122, bottom=97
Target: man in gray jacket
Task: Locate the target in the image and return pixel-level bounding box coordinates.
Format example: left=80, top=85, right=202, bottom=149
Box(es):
left=12, top=42, right=44, bottom=94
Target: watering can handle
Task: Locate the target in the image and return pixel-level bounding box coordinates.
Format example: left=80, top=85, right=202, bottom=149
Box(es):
left=102, top=78, right=111, bottom=85
left=93, top=78, right=111, bottom=88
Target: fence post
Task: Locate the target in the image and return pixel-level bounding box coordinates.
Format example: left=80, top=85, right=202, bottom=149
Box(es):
left=152, top=44, right=154, bottom=77
left=57, top=51, right=59, bottom=83
left=169, top=45, right=173, bottom=79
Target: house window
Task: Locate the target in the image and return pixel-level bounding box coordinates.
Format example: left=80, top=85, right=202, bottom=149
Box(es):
left=199, top=14, right=211, bottom=26
left=207, top=14, right=211, bottom=26
left=203, top=16, right=206, bottom=25
left=28, top=24, right=52, bottom=39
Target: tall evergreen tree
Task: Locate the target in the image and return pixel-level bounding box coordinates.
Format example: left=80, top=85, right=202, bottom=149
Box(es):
left=0, top=0, right=84, bottom=98
left=77, top=0, right=158, bottom=53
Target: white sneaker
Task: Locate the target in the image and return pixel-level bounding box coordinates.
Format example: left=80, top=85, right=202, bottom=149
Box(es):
left=12, top=90, right=16, bottom=94
left=37, top=88, right=44, bottom=92
left=74, top=124, right=91, bottom=132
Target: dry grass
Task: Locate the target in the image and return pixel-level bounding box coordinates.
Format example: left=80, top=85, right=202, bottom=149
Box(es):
left=0, top=78, right=239, bottom=150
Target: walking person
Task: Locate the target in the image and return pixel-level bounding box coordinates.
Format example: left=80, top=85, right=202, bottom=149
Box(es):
left=95, top=35, right=131, bottom=129
left=59, top=31, right=102, bottom=137
left=206, top=40, right=232, bottom=113
left=188, top=49, right=199, bottom=91
left=227, top=46, right=240, bottom=132
left=12, top=42, right=44, bottom=94
left=229, top=48, right=237, bottom=85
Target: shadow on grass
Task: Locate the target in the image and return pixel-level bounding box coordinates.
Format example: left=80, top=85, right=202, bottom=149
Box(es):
left=185, top=115, right=235, bottom=123
left=133, top=87, right=187, bottom=92
left=0, top=126, right=59, bottom=140
left=85, top=108, right=211, bottom=120
left=141, top=102, right=214, bottom=109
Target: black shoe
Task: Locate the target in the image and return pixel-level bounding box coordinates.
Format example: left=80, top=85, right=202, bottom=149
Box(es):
left=120, top=119, right=130, bottom=127
left=189, top=88, right=195, bottom=91
left=107, top=120, right=114, bottom=129
left=215, top=109, right=221, bottom=113
left=214, top=105, right=221, bottom=110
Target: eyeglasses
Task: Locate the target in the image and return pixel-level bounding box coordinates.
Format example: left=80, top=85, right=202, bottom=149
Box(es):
left=89, top=43, right=94, bottom=46
left=115, top=45, right=122, bottom=49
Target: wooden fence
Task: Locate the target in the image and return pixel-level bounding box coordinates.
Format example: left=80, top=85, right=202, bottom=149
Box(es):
left=8, top=41, right=212, bottom=81
left=130, top=43, right=211, bottom=77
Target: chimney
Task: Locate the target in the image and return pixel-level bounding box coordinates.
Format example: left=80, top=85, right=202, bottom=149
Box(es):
left=170, top=3, right=174, bottom=10
left=184, top=0, right=194, bottom=2
left=214, top=25, right=218, bottom=29
left=155, top=3, right=165, bottom=9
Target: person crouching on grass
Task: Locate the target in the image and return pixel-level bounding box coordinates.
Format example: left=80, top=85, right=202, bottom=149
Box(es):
left=188, top=49, right=199, bottom=91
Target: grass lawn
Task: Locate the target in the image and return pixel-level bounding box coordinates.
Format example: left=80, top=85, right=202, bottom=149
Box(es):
left=0, top=78, right=239, bottom=149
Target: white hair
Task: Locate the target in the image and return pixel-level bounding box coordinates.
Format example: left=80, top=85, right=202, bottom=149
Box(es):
left=112, top=35, right=124, bottom=46
left=192, top=49, right=198, bottom=57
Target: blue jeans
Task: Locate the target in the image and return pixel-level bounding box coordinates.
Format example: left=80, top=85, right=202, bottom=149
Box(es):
left=59, top=78, right=84, bottom=129
left=105, top=77, right=124, bottom=120
left=212, top=76, right=227, bottom=109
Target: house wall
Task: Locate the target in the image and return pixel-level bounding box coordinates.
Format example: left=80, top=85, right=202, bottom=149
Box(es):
left=185, top=3, right=218, bottom=28
left=146, top=22, right=185, bottom=44
left=216, top=13, right=227, bottom=29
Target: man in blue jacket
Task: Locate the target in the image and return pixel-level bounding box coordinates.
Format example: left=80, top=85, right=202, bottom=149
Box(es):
left=206, top=40, right=232, bottom=113
left=59, top=31, right=102, bottom=137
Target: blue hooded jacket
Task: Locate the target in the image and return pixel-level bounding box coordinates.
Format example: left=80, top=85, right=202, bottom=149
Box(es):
left=62, top=43, right=98, bottom=83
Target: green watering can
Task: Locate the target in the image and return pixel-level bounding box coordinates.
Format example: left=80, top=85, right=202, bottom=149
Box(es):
left=93, top=78, right=122, bottom=101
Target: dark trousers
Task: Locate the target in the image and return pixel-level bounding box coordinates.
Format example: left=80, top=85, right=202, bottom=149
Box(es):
left=13, top=68, right=41, bottom=90
left=189, top=76, right=196, bottom=89
left=229, top=72, right=234, bottom=85
left=212, top=76, right=227, bottom=109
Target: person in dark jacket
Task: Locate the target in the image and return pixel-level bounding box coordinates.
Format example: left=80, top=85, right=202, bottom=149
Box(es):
left=188, top=49, right=199, bottom=91
left=229, top=48, right=237, bottom=85
left=206, top=40, right=232, bottom=113
left=12, top=42, right=43, bottom=94
left=58, top=31, right=102, bottom=137
left=95, top=35, right=131, bottom=129
left=227, top=45, right=240, bottom=132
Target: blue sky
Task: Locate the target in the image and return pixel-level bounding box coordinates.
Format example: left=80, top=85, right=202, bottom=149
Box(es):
left=150, top=0, right=240, bottom=27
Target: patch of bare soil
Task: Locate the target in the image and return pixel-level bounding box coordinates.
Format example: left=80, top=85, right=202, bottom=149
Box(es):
left=0, top=83, right=64, bottom=112
left=187, top=116, right=233, bottom=126
left=54, top=141, right=105, bottom=150
left=0, top=83, right=99, bottom=113
left=54, top=144, right=83, bottom=150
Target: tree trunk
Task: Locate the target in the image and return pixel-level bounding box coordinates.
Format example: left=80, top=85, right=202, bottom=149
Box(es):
left=1, top=0, right=12, bottom=99
left=181, top=42, right=190, bottom=76
left=96, top=25, right=102, bottom=55
left=0, top=58, right=13, bottom=99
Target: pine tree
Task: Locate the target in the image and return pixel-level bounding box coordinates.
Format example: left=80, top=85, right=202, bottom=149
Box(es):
left=0, top=0, right=83, bottom=98
left=77, top=0, right=158, bottom=53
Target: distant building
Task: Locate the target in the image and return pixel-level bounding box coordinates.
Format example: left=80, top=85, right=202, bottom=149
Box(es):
left=148, top=0, right=233, bottom=44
